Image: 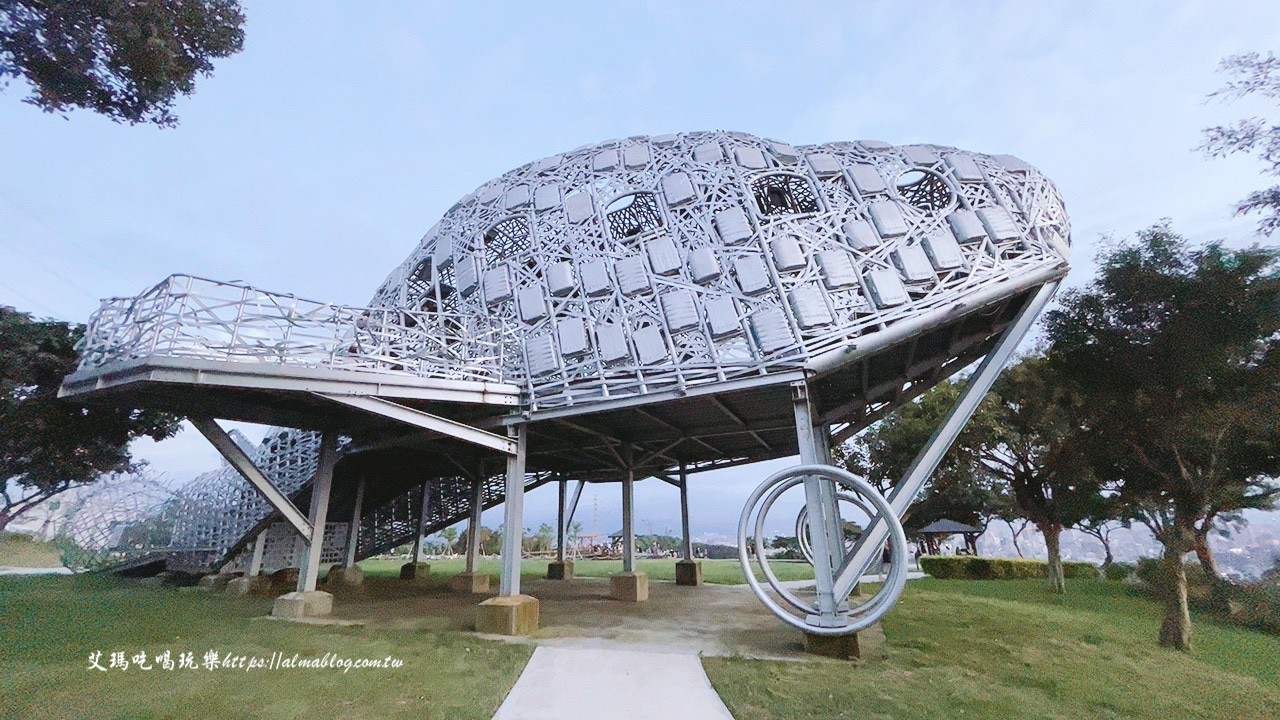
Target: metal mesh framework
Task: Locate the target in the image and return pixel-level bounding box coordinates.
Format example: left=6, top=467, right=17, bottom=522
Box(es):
left=63, top=131, right=1070, bottom=583
left=365, top=131, right=1069, bottom=410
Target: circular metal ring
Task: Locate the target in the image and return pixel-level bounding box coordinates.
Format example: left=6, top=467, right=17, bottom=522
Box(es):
left=737, top=463, right=909, bottom=636
left=796, top=491, right=874, bottom=565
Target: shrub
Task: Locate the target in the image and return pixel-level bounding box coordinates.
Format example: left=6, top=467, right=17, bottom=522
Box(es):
left=1105, top=562, right=1136, bottom=581
left=1064, top=562, right=1102, bottom=579
left=918, top=556, right=1097, bottom=580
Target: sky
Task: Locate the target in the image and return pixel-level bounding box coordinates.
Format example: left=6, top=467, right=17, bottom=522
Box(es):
left=2, top=1, right=1278, bottom=543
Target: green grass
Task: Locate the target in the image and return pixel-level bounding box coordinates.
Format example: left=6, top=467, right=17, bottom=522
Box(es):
left=357, top=556, right=815, bottom=585
left=0, top=531, right=63, bottom=568
left=704, top=578, right=1280, bottom=720
left=0, top=574, right=531, bottom=720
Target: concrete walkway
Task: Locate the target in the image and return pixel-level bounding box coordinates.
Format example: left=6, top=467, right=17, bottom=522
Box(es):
left=0, top=566, right=72, bottom=576
left=491, top=646, right=735, bottom=720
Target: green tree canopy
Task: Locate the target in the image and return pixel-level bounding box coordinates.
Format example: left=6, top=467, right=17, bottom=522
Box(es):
left=1044, top=222, right=1280, bottom=650
left=0, top=0, right=245, bottom=126
left=1200, top=51, right=1280, bottom=236
left=1, top=306, right=181, bottom=530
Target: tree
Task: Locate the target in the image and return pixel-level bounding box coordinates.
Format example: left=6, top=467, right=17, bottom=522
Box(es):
left=440, top=526, right=458, bottom=555
left=1200, top=52, right=1280, bottom=236
left=847, top=379, right=1011, bottom=536
left=1045, top=223, right=1280, bottom=650
left=978, top=357, right=1107, bottom=594
left=1, top=307, right=181, bottom=532
left=534, top=523, right=553, bottom=553
left=0, top=0, right=245, bottom=127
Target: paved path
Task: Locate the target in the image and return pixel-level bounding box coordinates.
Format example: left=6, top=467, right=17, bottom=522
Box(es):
left=0, top=566, right=72, bottom=576
left=491, top=646, right=735, bottom=720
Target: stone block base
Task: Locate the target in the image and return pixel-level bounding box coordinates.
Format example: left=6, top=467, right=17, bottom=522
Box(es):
left=675, top=559, right=703, bottom=586
left=400, top=562, right=431, bottom=581
left=546, top=560, right=574, bottom=580
left=226, top=575, right=271, bottom=596
left=803, top=632, right=861, bottom=660
left=476, top=595, right=540, bottom=635
left=327, top=564, right=364, bottom=589
left=610, top=571, right=649, bottom=602
left=272, top=590, right=333, bottom=619
left=448, top=571, right=491, bottom=594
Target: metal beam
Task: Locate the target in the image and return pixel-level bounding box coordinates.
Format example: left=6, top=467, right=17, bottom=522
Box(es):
left=344, top=477, right=365, bottom=567
left=556, top=479, right=567, bottom=563
left=298, top=431, right=339, bottom=593
left=832, top=279, right=1061, bottom=598
left=710, top=396, right=773, bottom=451
left=564, top=479, right=585, bottom=556
left=317, top=393, right=516, bottom=454
left=499, top=424, right=528, bottom=596
left=191, top=416, right=313, bottom=538
left=248, top=529, right=267, bottom=577
left=679, top=462, right=693, bottom=561
left=412, top=481, right=432, bottom=563
left=793, top=383, right=843, bottom=624
left=465, top=474, right=484, bottom=573
left=622, top=445, right=636, bottom=573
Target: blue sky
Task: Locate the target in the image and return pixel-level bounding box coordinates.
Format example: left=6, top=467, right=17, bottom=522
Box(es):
left=3, top=1, right=1278, bottom=541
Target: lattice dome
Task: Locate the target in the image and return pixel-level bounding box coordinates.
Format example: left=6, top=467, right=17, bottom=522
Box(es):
left=368, top=131, right=1070, bottom=411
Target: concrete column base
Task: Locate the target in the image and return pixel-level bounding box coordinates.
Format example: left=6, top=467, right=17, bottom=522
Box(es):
left=610, top=571, right=649, bottom=602
left=802, top=632, right=861, bottom=660
left=327, top=564, right=364, bottom=589
left=400, top=562, right=431, bottom=581
left=546, top=560, right=574, bottom=580
left=272, top=590, right=333, bottom=619
left=476, top=595, right=540, bottom=635
left=803, top=623, right=885, bottom=661
left=675, top=559, right=703, bottom=586
left=449, top=571, right=491, bottom=594
left=226, top=575, right=271, bottom=596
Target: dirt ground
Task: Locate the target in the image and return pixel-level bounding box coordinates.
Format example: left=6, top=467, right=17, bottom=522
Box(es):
left=328, top=575, right=881, bottom=661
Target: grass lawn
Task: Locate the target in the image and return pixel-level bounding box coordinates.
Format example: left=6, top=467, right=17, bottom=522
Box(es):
left=6, top=565, right=1278, bottom=720
left=0, top=574, right=531, bottom=720
left=704, top=578, right=1280, bottom=720
left=0, top=531, right=63, bottom=568
left=358, top=556, right=815, bottom=585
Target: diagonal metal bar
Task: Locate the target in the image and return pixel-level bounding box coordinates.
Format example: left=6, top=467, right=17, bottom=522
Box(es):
left=316, top=393, right=516, bottom=454
left=190, top=416, right=313, bottom=539
left=831, top=280, right=1061, bottom=598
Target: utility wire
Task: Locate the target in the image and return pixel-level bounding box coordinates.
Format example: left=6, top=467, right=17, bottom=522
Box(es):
left=0, top=190, right=134, bottom=285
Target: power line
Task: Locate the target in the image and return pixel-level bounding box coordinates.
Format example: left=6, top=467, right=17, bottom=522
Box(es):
left=0, top=190, right=134, bottom=285
left=0, top=278, right=64, bottom=318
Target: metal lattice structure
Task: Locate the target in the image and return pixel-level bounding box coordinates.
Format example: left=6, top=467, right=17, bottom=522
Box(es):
left=62, top=131, right=1069, bottom=635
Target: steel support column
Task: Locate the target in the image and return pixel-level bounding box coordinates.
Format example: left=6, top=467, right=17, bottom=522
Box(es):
left=793, top=382, right=845, bottom=626
left=248, top=529, right=267, bottom=577
left=556, top=479, right=567, bottom=562
left=466, top=474, right=484, bottom=574
left=297, top=431, right=339, bottom=593
left=344, top=477, right=365, bottom=567
left=498, top=424, right=528, bottom=596
left=622, top=445, right=636, bottom=573
left=412, top=481, right=432, bottom=564
left=679, top=462, right=693, bottom=561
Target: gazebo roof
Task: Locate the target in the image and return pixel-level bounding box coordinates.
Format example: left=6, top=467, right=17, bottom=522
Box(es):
left=918, top=519, right=982, bottom=535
